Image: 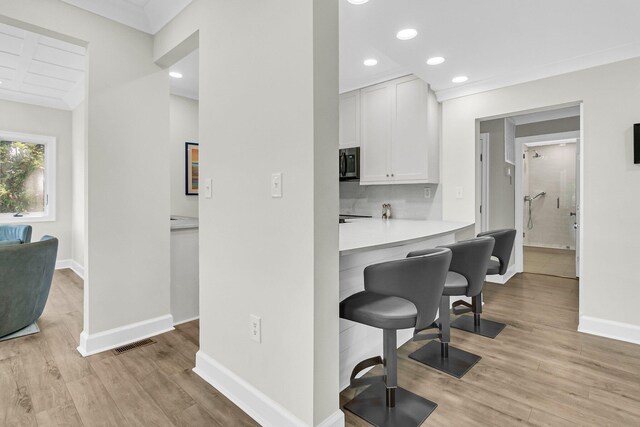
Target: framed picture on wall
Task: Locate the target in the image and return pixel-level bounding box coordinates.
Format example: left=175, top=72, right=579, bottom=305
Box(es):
left=185, top=142, right=199, bottom=195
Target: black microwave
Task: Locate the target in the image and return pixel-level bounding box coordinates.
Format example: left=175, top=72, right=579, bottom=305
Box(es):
left=339, top=147, right=360, bottom=181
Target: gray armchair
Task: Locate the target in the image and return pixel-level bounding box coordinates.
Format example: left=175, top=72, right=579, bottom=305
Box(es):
left=0, top=224, right=32, bottom=246
left=0, top=236, right=58, bottom=338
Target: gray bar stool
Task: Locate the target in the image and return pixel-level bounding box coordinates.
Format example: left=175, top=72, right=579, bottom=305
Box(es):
left=340, top=248, right=452, bottom=427
left=407, top=237, right=495, bottom=378
left=451, top=229, right=516, bottom=338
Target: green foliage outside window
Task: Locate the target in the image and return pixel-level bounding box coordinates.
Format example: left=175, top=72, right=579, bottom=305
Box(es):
left=0, top=141, right=45, bottom=215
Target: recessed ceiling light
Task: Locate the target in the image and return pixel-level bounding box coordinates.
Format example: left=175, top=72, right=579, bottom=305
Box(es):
left=426, top=56, right=445, bottom=65
left=452, top=75, right=468, bottom=83
left=169, top=71, right=183, bottom=79
left=396, top=29, right=417, bottom=40
left=363, top=58, right=378, bottom=66
left=347, top=0, right=369, bottom=4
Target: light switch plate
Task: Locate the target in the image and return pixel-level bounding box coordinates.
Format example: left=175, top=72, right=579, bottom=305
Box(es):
left=424, top=187, right=431, bottom=199
left=249, top=315, right=261, bottom=343
left=455, top=187, right=463, bottom=199
left=204, top=178, right=213, bottom=199
left=271, top=173, right=283, bottom=198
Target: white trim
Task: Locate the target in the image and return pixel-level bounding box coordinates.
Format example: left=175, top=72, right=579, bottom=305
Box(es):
left=435, top=41, right=640, bottom=101
left=194, top=351, right=344, bottom=427
left=579, top=316, right=640, bottom=346
left=173, top=316, right=199, bottom=326
left=0, top=131, right=56, bottom=222
left=316, top=411, right=345, bottom=427
left=479, top=133, right=490, bottom=232
left=485, top=264, right=518, bottom=284
left=516, top=131, right=580, bottom=146
left=54, top=259, right=85, bottom=279
left=77, top=314, right=174, bottom=357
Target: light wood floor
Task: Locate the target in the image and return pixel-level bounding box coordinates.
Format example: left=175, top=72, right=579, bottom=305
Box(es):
left=3, top=270, right=640, bottom=426
left=524, top=246, right=576, bottom=278
left=0, top=269, right=258, bottom=427
left=342, top=273, right=640, bottom=426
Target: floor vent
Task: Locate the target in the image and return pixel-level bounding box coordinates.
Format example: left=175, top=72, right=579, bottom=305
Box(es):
left=112, top=338, right=156, bottom=355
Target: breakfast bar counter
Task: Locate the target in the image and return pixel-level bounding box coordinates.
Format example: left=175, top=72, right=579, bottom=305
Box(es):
left=338, top=219, right=474, bottom=390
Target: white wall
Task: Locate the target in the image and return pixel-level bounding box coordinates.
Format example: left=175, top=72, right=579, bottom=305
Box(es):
left=71, top=101, right=85, bottom=269
left=0, top=98, right=72, bottom=261
left=441, top=57, right=640, bottom=335
left=2, top=1, right=171, bottom=342
left=170, top=94, right=199, bottom=217
left=155, top=0, right=340, bottom=425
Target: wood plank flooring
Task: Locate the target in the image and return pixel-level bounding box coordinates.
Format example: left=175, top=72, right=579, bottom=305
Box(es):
left=0, top=269, right=258, bottom=427
left=2, top=269, right=640, bottom=426
left=342, top=273, right=640, bottom=426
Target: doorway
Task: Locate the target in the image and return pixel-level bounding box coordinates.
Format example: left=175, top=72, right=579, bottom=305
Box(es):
left=519, top=138, right=578, bottom=278
left=479, top=104, right=583, bottom=280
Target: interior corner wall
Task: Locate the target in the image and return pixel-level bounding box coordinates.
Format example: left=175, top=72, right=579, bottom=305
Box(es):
left=71, top=101, right=85, bottom=268
left=170, top=94, right=199, bottom=218
left=516, top=116, right=580, bottom=138
left=0, top=98, right=72, bottom=261
left=441, top=57, right=640, bottom=332
left=2, top=0, right=171, bottom=337
left=155, top=0, right=339, bottom=425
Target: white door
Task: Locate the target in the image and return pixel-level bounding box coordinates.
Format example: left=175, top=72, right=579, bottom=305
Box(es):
left=339, top=91, right=360, bottom=149
left=391, top=77, right=429, bottom=182
left=360, top=83, right=392, bottom=183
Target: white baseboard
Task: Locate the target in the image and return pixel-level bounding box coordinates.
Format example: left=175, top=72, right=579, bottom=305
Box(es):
left=578, top=315, right=640, bottom=346
left=77, top=314, right=174, bottom=356
left=173, top=316, right=199, bottom=326
left=194, top=351, right=344, bottom=427
left=485, top=264, right=517, bottom=284
left=55, top=259, right=85, bottom=280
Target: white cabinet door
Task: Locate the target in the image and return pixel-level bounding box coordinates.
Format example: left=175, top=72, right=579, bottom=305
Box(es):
left=339, top=91, right=360, bottom=148
left=360, top=83, right=392, bottom=183
left=391, top=77, right=429, bottom=182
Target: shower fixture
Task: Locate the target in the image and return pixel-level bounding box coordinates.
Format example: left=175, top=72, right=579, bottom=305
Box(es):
left=530, top=150, right=544, bottom=159
left=525, top=192, right=546, bottom=229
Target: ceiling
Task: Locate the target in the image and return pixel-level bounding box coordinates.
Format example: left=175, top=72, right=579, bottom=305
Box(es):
left=340, top=0, right=640, bottom=100
left=170, top=49, right=199, bottom=100
left=0, top=23, right=85, bottom=110
left=61, top=0, right=192, bottom=34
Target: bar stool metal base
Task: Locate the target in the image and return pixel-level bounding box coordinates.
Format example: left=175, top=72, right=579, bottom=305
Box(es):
left=451, top=314, right=506, bottom=339
left=344, top=383, right=437, bottom=427
left=409, top=341, right=481, bottom=379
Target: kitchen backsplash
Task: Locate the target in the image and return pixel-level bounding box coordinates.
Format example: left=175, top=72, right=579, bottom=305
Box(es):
left=340, top=182, right=442, bottom=220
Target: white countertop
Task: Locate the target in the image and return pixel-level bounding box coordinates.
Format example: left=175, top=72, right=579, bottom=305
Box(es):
left=170, top=216, right=199, bottom=230
left=340, top=219, right=474, bottom=255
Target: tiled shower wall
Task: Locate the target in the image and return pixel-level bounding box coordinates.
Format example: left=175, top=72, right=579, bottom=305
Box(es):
left=339, top=182, right=442, bottom=220
left=523, top=143, right=577, bottom=249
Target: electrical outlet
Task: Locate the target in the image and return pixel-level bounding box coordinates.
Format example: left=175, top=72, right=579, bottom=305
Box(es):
left=424, top=187, right=431, bottom=199
left=249, top=315, right=261, bottom=343
left=455, top=187, right=463, bottom=199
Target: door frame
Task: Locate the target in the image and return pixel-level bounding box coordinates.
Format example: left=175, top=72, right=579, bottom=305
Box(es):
left=479, top=133, right=490, bottom=232
left=514, top=130, right=581, bottom=274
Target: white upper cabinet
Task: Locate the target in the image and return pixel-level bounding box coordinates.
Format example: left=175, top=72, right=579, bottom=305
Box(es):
left=339, top=90, right=360, bottom=148
left=359, top=75, right=439, bottom=185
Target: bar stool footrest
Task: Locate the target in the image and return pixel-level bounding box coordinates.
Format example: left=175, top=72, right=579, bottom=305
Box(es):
left=344, top=382, right=437, bottom=427
left=409, top=340, right=481, bottom=379
left=451, top=315, right=506, bottom=339
left=350, top=356, right=384, bottom=388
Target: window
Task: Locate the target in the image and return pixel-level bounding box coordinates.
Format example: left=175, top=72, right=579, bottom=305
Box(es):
left=0, top=131, right=56, bottom=222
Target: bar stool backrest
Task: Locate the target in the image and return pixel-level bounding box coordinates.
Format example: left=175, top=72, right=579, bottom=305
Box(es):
left=364, top=248, right=452, bottom=333
left=477, top=229, right=517, bottom=275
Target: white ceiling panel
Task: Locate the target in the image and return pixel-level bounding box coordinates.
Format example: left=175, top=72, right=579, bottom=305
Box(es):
left=61, top=0, right=192, bottom=34
left=0, top=22, right=85, bottom=110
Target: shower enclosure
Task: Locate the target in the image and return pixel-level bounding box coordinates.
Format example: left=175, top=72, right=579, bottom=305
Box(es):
left=523, top=143, right=577, bottom=250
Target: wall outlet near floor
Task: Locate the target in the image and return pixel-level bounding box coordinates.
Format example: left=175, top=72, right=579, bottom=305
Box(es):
left=455, top=186, right=464, bottom=199
left=424, top=187, right=431, bottom=199
left=249, top=315, right=262, bottom=343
